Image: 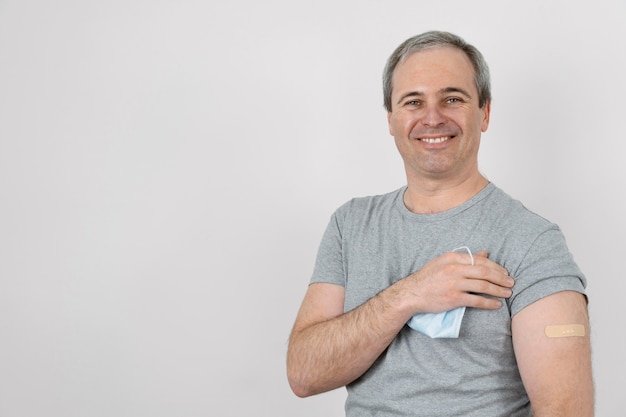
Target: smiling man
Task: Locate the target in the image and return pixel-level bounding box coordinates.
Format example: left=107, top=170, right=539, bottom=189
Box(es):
left=287, top=31, right=594, bottom=416
left=388, top=46, right=490, bottom=213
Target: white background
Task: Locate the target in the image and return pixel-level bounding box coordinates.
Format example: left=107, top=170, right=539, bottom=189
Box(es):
left=0, top=1, right=624, bottom=416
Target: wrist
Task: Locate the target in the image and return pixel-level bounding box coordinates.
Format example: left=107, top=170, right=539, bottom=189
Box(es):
left=377, top=280, right=419, bottom=324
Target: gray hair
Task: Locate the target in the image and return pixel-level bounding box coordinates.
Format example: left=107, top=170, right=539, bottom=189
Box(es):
left=382, top=31, right=491, bottom=112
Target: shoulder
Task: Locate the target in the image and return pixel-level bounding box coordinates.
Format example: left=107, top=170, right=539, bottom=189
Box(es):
left=485, top=185, right=559, bottom=236
left=333, top=187, right=405, bottom=219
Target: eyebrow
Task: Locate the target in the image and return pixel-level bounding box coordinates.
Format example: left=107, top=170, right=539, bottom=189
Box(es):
left=396, top=86, right=473, bottom=105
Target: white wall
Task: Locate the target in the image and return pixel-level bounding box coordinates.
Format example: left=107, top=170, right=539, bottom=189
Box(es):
left=0, top=1, right=623, bottom=415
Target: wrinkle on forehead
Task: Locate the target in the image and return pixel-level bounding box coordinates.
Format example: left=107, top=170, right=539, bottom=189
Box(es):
left=390, top=47, right=478, bottom=107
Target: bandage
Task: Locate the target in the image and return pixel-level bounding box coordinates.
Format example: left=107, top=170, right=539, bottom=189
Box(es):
left=544, top=324, right=586, bottom=338
left=407, top=246, right=474, bottom=339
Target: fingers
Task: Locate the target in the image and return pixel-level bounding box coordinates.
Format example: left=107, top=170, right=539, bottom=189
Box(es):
left=461, top=252, right=511, bottom=284
left=467, top=263, right=513, bottom=287
left=462, top=277, right=513, bottom=300
left=405, top=250, right=514, bottom=314
left=448, top=251, right=514, bottom=306
left=462, top=293, right=505, bottom=310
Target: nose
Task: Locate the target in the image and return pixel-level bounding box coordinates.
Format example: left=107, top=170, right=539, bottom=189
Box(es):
left=422, top=104, right=446, bottom=127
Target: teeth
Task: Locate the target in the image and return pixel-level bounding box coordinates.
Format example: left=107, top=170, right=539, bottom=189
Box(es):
left=420, top=136, right=449, bottom=144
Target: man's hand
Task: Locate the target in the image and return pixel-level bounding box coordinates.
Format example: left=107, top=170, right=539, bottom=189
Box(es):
left=389, top=251, right=514, bottom=317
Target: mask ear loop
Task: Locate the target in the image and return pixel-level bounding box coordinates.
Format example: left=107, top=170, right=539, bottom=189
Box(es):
left=452, top=246, right=474, bottom=266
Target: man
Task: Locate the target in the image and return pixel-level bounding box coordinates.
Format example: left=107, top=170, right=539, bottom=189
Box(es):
left=286, top=31, right=593, bottom=416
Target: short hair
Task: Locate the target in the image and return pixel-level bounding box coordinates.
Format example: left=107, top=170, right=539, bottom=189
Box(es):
left=383, top=31, right=491, bottom=112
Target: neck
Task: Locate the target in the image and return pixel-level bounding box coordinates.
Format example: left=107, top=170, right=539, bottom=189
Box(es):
left=403, top=172, right=489, bottom=214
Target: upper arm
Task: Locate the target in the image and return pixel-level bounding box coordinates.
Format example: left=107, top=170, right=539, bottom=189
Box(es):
left=291, top=283, right=346, bottom=333
left=512, top=290, right=594, bottom=416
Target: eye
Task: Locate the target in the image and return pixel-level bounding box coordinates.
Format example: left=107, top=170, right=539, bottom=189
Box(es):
left=446, top=97, right=463, bottom=104
left=405, top=100, right=421, bottom=106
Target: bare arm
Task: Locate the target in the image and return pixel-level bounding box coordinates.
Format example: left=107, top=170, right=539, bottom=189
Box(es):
left=286, top=282, right=407, bottom=397
left=287, top=251, right=513, bottom=397
left=512, top=290, right=594, bottom=416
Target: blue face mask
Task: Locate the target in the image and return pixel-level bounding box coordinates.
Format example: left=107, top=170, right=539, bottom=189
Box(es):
left=407, top=247, right=473, bottom=339
left=407, top=306, right=466, bottom=338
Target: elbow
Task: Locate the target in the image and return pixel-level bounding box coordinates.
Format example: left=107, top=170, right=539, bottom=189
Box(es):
left=287, top=342, right=317, bottom=397
left=289, top=380, right=314, bottom=398
left=287, top=353, right=325, bottom=398
left=287, top=366, right=317, bottom=398
left=287, top=333, right=341, bottom=398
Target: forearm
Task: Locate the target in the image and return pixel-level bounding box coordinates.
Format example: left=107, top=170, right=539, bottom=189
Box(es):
left=287, top=288, right=410, bottom=397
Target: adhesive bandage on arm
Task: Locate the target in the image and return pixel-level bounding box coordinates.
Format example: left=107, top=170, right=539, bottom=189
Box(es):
left=544, top=324, right=586, bottom=338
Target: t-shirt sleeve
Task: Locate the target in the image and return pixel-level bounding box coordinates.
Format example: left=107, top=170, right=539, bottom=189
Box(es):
left=310, top=209, right=346, bottom=287
left=508, top=226, right=587, bottom=316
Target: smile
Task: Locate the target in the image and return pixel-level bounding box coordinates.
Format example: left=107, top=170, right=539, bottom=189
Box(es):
left=419, top=136, right=451, bottom=144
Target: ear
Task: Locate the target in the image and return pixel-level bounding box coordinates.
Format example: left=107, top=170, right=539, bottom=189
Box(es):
left=481, top=100, right=491, bottom=132
left=387, top=111, right=395, bottom=136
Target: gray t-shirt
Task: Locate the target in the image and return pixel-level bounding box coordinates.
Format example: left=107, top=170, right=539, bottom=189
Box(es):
left=311, top=183, right=586, bottom=416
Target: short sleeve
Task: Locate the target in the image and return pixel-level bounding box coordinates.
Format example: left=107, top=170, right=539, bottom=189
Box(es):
left=310, top=209, right=346, bottom=287
left=508, top=227, right=587, bottom=316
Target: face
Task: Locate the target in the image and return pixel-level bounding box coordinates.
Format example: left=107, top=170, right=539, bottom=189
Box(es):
left=387, top=47, right=490, bottom=182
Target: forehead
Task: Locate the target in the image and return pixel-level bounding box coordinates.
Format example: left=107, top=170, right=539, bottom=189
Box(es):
left=392, top=46, right=477, bottom=96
